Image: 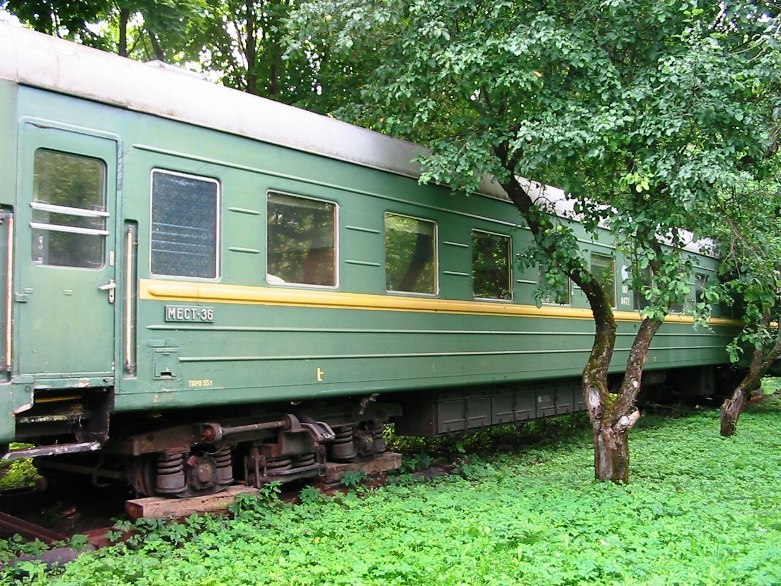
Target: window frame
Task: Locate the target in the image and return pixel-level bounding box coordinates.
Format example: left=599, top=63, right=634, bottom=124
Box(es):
left=31, top=148, right=109, bottom=270
left=471, top=229, right=513, bottom=302
left=265, top=190, right=340, bottom=289
left=384, top=211, right=439, bottom=296
left=149, top=168, right=221, bottom=281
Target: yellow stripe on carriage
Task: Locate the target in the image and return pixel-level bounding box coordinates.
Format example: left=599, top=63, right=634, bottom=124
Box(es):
left=139, top=279, right=739, bottom=326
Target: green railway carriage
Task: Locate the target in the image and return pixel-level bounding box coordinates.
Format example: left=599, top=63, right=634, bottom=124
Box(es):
left=0, top=24, right=736, bottom=496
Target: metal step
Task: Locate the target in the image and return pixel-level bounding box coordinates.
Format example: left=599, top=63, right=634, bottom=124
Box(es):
left=1, top=441, right=101, bottom=461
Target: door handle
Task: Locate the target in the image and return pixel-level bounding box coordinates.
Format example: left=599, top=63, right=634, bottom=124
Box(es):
left=99, top=279, right=116, bottom=303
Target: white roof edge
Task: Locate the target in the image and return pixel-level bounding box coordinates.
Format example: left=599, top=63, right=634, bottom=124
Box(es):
left=0, top=22, right=512, bottom=199
left=520, top=180, right=716, bottom=257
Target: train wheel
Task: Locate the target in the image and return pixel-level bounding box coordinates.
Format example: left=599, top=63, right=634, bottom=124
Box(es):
left=328, top=420, right=387, bottom=463
left=128, top=445, right=234, bottom=498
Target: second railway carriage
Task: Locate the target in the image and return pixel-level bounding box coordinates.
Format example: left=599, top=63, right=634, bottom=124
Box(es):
left=0, top=24, right=737, bottom=496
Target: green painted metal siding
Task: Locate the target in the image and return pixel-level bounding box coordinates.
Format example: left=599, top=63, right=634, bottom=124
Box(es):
left=2, top=84, right=736, bottom=428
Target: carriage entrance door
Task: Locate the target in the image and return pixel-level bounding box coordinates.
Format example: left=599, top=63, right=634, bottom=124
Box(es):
left=16, top=122, right=117, bottom=380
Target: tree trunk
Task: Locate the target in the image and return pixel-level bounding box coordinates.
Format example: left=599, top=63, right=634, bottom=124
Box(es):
left=594, top=424, right=631, bottom=482
left=244, top=1, right=259, bottom=95
left=118, top=8, right=130, bottom=57
left=588, top=317, right=660, bottom=482
left=495, top=162, right=675, bottom=483
left=269, top=46, right=280, bottom=97
left=720, top=383, right=749, bottom=437
left=498, top=172, right=645, bottom=482
left=148, top=32, right=165, bottom=62
left=720, top=326, right=781, bottom=436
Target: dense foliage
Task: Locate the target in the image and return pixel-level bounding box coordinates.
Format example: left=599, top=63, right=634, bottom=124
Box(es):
left=712, top=165, right=781, bottom=434
left=0, top=459, right=38, bottom=492
left=0, top=0, right=367, bottom=110
left=4, top=397, right=780, bottom=585
left=0, top=0, right=202, bottom=61
left=287, top=0, right=781, bottom=481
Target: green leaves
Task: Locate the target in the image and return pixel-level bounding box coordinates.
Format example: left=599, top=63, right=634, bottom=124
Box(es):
left=291, top=0, right=779, bottom=321
left=3, top=0, right=208, bottom=61
left=712, top=167, right=781, bottom=366
left=0, top=455, right=39, bottom=491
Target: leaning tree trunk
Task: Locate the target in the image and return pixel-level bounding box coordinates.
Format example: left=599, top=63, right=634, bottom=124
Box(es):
left=720, top=381, right=752, bottom=437
left=720, top=326, right=781, bottom=437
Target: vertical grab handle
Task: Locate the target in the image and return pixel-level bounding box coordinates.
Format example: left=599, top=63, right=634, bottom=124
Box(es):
left=124, top=224, right=137, bottom=375
left=4, top=214, right=12, bottom=373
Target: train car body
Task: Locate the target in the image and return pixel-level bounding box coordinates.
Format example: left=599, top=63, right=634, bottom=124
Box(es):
left=0, top=25, right=737, bottom=496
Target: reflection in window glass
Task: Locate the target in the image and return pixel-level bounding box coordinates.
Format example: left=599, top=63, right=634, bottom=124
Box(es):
left=472, top=231, right=511, bottom=300
left=632, top=266, right=652, bottom=311
left=669, top=273, right=686, bottom=314
left=267, top=192, right=336, bottom=287
left=31, top=149, right=106, bottom=268
left=385, top=214, right=437, bottom=294
left=591, top=253, right=616, bottom=306
left=695, top=273, right=708, bottom=305
left=151, top=170, right=219, bottom=279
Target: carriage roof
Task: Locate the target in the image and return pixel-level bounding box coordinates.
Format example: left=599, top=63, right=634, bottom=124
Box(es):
left=0, top=22, right=480, bottom=190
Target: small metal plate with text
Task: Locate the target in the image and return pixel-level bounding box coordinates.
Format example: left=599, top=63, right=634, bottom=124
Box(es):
left=164, top=305, right=214, bottom=323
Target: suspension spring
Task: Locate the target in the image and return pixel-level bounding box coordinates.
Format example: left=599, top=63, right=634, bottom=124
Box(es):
left=214, top=446, right=234, bottom=486
left=373, top=422, right=387, bottom=454
left=292, top=453, right=316, bottom=469
left=330, top=425, right=356, bottom=461
left=266, top=457, right=292, bottom=472
left=156, top=452, right=186, bottom=495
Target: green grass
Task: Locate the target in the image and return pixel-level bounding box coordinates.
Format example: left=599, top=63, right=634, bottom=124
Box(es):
left=0, top=458, right=39, bottom=491
left=4, top=399, right=781, bottom=586
left=760, top=376, right=781, bottom=396
left=0, top=444, right=40, bottom=491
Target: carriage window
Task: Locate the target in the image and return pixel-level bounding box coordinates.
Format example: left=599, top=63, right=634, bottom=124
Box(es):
left=472, top=230, right=511, bottom=300
left=540, top=268, right=571, bottom=305
left=591, top=253, right=616, bottom=307
left=695, top=273, right=708, bottom=305
left=31, top=149, right=107, bottom=268
left=151, top=170, right=219, bottom=279
left=632, top=266, right=652, bottom=311
left=267, top=192, right=336, bottom=287
left=385, top=213, right=437, bottom=294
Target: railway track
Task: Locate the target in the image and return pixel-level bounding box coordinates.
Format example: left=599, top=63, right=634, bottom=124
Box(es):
left=0, top=451, right=429, bottom=564
left=0, top=482, right=129, bottom=550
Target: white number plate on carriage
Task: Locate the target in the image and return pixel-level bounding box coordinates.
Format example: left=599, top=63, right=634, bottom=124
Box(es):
left=164, top=305, right=214, bottom=322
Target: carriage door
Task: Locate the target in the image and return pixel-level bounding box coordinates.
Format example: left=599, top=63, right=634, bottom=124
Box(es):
left=16, top=122, right=117, bottom=378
